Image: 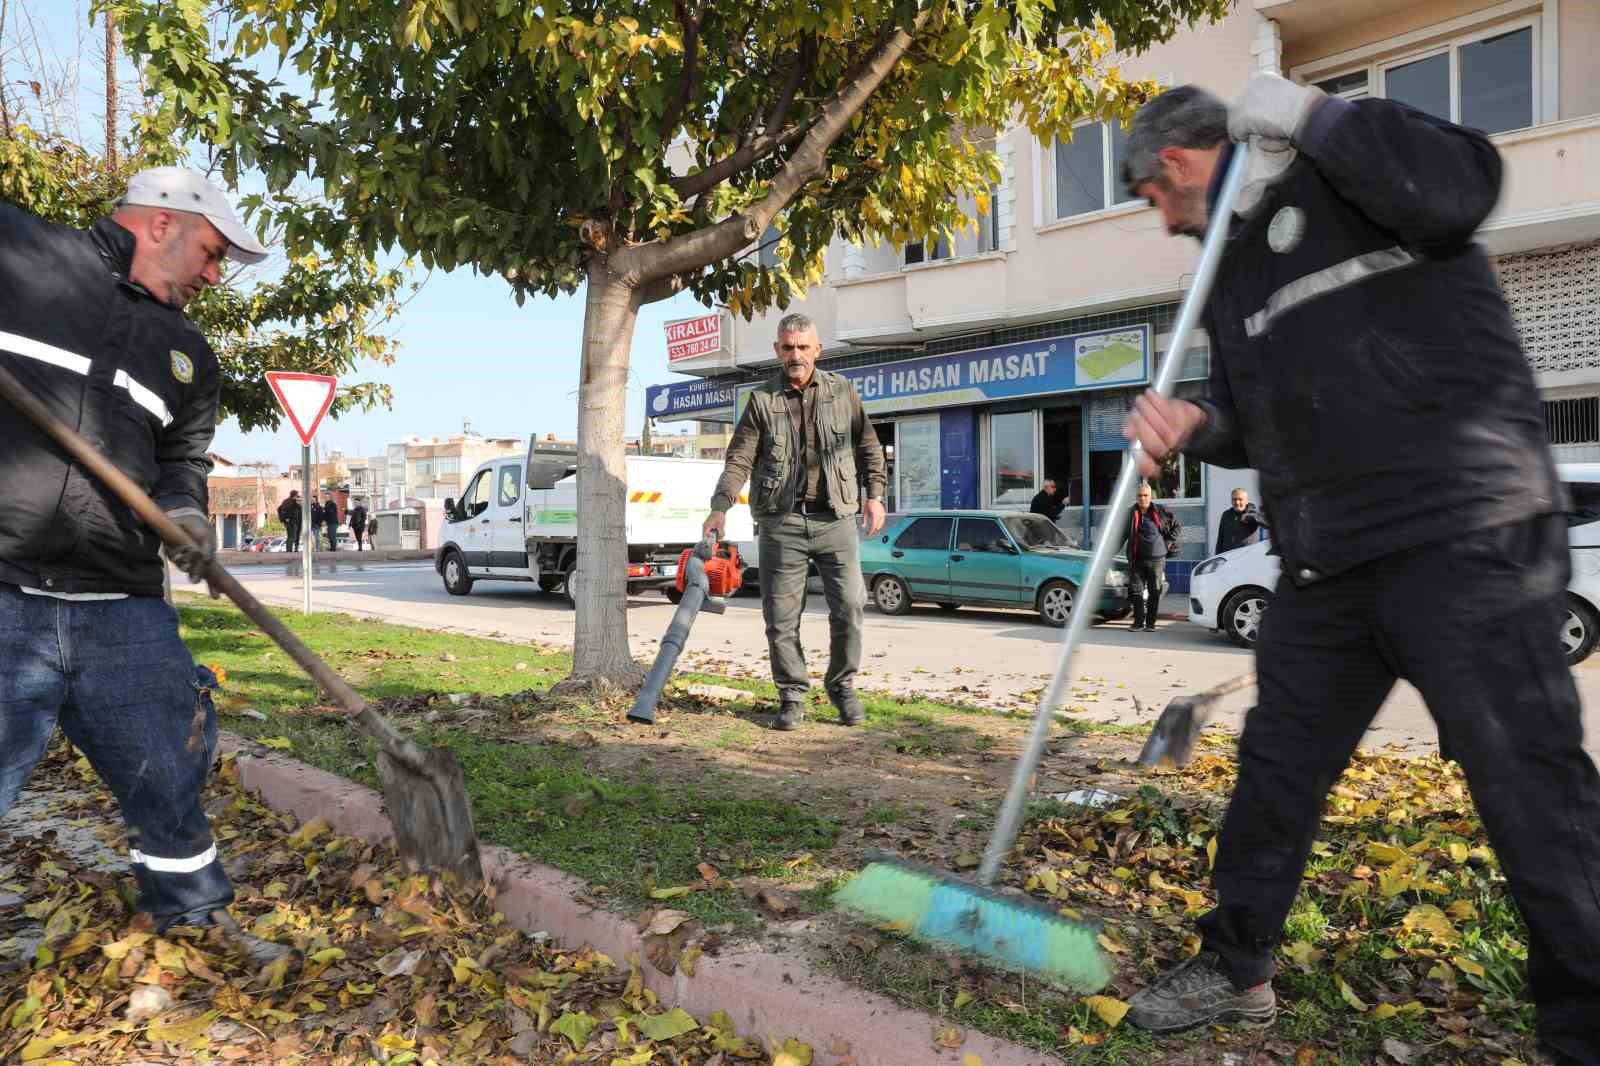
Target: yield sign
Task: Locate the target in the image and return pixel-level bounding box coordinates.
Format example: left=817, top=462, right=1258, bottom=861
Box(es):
left=265, top=372, right=338, bottom=446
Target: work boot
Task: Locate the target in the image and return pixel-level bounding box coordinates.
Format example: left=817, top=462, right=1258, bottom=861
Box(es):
left=1126, top=951, right=1275, bottom=1034
left=774, top=700, right=805, bottom=731
left=832, top=689, right=866, bottom=727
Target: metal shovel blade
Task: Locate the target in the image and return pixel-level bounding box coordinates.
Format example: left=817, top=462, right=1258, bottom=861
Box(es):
left=1136, top=672, right=1256, bottom=768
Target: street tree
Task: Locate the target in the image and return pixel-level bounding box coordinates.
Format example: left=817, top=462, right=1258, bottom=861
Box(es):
left=109, top=0, right=1227, bottom=687
left=0, top=0, right=412, bottom=433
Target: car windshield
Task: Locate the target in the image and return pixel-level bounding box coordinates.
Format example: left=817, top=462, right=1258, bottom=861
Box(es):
left=1003, top=513, right=1075, bottom=550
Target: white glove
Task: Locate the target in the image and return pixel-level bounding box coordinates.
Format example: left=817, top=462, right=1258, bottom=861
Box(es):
left=1228, top=72, right=1324, bottom=144
left=1235, top=136, right=1297, bottom=218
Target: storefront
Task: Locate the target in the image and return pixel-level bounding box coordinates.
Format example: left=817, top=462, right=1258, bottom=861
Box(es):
left=648, top=309, right=1216, bottom=588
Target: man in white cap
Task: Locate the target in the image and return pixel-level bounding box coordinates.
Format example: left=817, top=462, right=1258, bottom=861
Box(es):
left=0, top=167, right=277, bottom=948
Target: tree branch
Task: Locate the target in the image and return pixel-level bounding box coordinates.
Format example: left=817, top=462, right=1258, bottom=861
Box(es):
left=624, top=8, right=932, bottom=286
left=656, top=0, right=702, bottom=143
left=667, top=34, right=819, bottom=203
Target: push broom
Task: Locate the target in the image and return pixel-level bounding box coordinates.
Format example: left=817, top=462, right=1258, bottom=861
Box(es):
left=833, top=143, right=1253, bottom=992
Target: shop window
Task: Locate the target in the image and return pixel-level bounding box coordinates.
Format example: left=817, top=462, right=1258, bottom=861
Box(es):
left=989, top=411, right=1037, bottom=510
left=1088, top=451, right=1123, bottom=506
left=895, top=516, right=954, bottom=551
left=1048, top=120, right=1139, bottom=222
left=1545, top=397, right=1600, bottom=445
left=1308, top=22, right=1535, bottom=135
left=1154, top=452, right=1204, bottom=503
left=401, top=513, right=422, bottom=532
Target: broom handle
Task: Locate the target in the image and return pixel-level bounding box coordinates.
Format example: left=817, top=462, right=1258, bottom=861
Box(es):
left=0, top=362, right=419, bottom=758
left=977, top=144, right=1252, bottom=886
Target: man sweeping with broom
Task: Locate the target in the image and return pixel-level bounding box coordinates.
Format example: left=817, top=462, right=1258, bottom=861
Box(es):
left=1118, top=75, right=1600, bottom=1060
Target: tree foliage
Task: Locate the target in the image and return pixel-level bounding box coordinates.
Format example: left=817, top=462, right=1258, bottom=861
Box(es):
left=0, top=4, right=412, bottom=434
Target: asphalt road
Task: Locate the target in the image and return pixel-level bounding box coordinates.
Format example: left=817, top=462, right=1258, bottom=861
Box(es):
left=188, top=559, right=1600, bottom=762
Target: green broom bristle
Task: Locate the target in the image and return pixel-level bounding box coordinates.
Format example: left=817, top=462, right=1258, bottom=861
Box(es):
left=833, top=858, right=1113, bottom=994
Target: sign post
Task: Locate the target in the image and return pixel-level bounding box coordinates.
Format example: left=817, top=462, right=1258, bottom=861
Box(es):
left=265, top=372, right=338, bottom=615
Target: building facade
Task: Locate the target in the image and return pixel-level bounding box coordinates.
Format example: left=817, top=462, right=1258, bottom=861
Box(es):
left=644, top=0, right=1600, bottom=591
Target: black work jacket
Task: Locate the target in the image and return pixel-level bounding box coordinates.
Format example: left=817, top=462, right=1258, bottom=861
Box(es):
left=1186, top=99, right=1561, bottom=585
left=0, top=206, right=220, bottom=595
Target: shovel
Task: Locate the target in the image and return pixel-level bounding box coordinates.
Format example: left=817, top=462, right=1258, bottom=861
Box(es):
left=1136, top=671, right=1256, bottom=768
left=0, top=363, right=483, bottom=886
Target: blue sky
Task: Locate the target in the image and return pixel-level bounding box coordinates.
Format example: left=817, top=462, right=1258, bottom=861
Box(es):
left=33, top=3, right=705, bottom=468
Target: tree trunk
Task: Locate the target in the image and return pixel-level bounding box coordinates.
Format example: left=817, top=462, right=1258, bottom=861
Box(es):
left=564, top=257, right=646, bottom=688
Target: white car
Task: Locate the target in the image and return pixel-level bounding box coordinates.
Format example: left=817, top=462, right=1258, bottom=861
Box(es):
left=1189, top=463, right=1600, bottom=666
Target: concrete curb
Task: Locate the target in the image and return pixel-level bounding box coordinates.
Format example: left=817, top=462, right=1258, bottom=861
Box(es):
left=222, top=737, right=1063, bottom=1066
left=218, top=549, right=435, bottom=567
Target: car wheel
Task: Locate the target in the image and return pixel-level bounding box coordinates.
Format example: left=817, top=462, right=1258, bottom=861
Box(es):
left=665, top=586, right=683, bottom=605
left=872, top=574, right=911, bottom=615
left=538, top=574, right=563, bottom=595
left=1561, top=595, right=1599, bottom=666
left=937, top=602, right=959, bottom=612
left=1221, top=587, right=1271, bottom=648
left=441, top=551, right=473, bottom=596
left=1037, top=579, right=1076, bottom=627
left=740, top=567, right=760, bottom=594
left=560, top=565, right=580, bottom=608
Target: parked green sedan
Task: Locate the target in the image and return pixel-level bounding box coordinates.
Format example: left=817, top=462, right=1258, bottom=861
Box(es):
left=860, top=510, right=1132, bottom=626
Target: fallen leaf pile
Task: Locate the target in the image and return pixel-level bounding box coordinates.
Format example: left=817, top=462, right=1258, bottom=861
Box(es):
left=1016, top=750, right=1540, bottom=1059
left=0, top=741, right=804, bottom=1065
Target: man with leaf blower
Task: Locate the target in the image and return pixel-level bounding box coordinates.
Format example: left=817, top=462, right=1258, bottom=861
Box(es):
left=1118, top=76, right=1600, bottom=1060
left=0, top=168, right=272, bottom=944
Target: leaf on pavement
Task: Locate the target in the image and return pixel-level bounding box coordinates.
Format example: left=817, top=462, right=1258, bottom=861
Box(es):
left=1084, top=994, right=1129, bottom=1028
left=550, top=1010, right=597, bottom=1050
left=635, top=1007, right=699, bottom=1040
left=772, top=1037, right=814, bottom=1065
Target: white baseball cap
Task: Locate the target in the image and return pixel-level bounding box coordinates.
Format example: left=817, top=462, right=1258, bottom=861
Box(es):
left=120, top=167, right=270, bottom=265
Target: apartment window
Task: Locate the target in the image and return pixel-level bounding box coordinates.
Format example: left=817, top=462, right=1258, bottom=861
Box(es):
left=436, top=456, right=461, bottom=475
left=904, top=187, right=999, bottom=265
left=414, top=459, right=432, bottom=477
left=1048, top=121, right=1138, bottom=222
left=1545, top=397, right=1600, bottom=446
left=1309, top=23, right=1535, bottom=135
left=1153, top=452, right=1204, bottom=503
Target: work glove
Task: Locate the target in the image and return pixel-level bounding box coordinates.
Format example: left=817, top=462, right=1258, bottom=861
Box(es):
left=1235, top=136, right=1297, bottom=218
left=1228, top=72, right=1324, bottom=144
left=165, top=506, right=218, bottom=590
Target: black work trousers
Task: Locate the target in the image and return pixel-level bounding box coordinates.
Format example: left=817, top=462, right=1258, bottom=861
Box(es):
left=284, top=520, right=301, bottom=552
left=1129, top=558, right=1166, bottom=628
left=1199, top=516, right=1600, bottom=1062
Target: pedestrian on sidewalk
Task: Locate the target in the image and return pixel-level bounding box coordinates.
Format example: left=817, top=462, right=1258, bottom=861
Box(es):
left=323, top=495, right=340, bottom=552
left=1119, top=76, right=1600, bottom=1061
left=278, top=489, right=303, bottom=551
left=0, top=167, right=269, bottom=934
left=703, top=312, right=887, bottom=731
left=307, top=494, right=325, bottom=553
left=1214, top=487, right=1264, bottom=555
left=349, top=501, right=369, bottom=551
left=1121, top=482, right=1179, bottom=632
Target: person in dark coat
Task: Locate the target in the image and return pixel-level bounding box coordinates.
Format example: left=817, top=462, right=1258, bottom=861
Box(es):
left=1119, top=482, right=1178, bottom=632
left=1213, top=487, right=1264, bottom=554
left=277, top=490, right=303, bottom=551
left=1029, top=478, right=1065, bottom=522
left=322, top=496, right=340, bottom=551
left=1118, top=75, right=1600, bottom=1058
left=349, top=502, right=369, bottom=551
left=307, top=495, right=325, bottom=551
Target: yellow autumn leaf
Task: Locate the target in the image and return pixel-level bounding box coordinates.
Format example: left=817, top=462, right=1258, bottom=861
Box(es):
left=1206, top=836, right=1217, bottom=870
left=1335, top=975, right=1368, bottom=1012
left=772, top=1037, right=814, bottom=1065
left=1096, top=930, right=1128, bottom=954
left=964, top=1055, right=984, bottom=1066
left=258, top=735, right=293, bottom=750
left=1454, top=956, right=1487, bottom=978
left=953, top=990, right=974, bottom=1010
left=1084, top=995, right=1129, bottom=1028
left=375, top=1032, right=416, bottom=1051
left=1366, top=842, right=1406, bottom=864
left=1372, top=1003, right=1398, bottom=1020
left=1448, top=841, right=1470, bottom=863
left=649, top=886, right=694, bottom=899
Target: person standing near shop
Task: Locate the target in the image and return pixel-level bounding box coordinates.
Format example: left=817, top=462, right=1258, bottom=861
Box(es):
left=1030, top=478, right=1066, bottom=523
left=1214, top=487, right=1264, bottom=554
left=278, top=489, right=303, bottom=551
left=1117, top=76, right=1600, bottom=1060
left=1120, top=482, right=1177, bottom=632
left=0, top=166, right=273, bottom=936
left=704, top=313, right=887, bottom=731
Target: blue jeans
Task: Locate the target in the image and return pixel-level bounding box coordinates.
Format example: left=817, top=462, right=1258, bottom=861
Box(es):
left=0, top=585, right=233, bottom=927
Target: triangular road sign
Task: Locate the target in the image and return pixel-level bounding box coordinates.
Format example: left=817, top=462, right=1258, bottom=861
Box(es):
left=265, top=371, right=338, bottom=446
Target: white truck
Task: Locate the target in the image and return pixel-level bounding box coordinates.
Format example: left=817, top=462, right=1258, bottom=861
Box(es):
left=433, top=448, right=755, bottom=603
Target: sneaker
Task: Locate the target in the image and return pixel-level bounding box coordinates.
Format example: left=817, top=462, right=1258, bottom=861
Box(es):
left=774, top=701, right=805, bottom=731
left=833, top=690, right=866, bottom=726
left=1126, top=952, right=1276, bottom=1034
left=1145, top=623, right=1158, bottom=632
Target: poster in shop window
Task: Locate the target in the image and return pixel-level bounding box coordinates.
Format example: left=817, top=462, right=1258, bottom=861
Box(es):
left=897, top=415, right=942, bottom=510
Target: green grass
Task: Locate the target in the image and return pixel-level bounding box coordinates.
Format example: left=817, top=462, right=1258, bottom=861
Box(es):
left=183, top=601, right=836, bottom=926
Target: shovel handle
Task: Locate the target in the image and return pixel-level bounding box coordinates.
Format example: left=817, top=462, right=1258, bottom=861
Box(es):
left=0, top=361, right=372, bottom=726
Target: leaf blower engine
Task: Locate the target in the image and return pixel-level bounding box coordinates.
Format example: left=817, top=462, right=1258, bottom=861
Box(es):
left=675, top=540, right=743, bottom=598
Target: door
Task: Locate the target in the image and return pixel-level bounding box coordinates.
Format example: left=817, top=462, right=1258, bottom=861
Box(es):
left=888, top=516, right=953, bottom=599
left=950, top=517, right=1024, bottom=604
left=446, top=468, right=491, bottom=570
left=487, top=460, right=530, bottom=574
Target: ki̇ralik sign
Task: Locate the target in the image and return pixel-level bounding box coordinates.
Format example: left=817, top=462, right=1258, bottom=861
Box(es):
left=664, top=312, right=722, bottom=363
